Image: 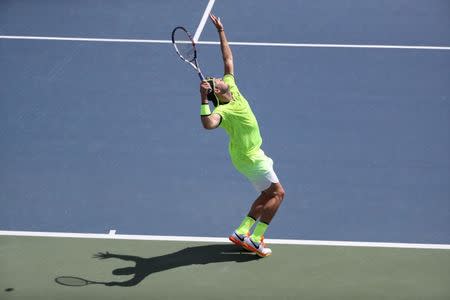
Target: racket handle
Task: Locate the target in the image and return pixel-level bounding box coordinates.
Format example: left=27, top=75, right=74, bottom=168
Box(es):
left=198, top=72, right=211, bottom=93
left=198, top=72, right=206, bottom=81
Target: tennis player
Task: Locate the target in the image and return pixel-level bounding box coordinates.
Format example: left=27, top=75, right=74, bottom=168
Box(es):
left=199, top=14, right=285, bottom=257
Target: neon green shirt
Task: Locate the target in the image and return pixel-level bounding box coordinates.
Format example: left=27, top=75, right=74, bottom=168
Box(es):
left=213, top=74, right=271, bottom=179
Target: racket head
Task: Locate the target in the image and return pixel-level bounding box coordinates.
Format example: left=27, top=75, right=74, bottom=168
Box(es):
left=171, top=26, right=197, bottom=63
left=55, top=276, right=91, bottom=286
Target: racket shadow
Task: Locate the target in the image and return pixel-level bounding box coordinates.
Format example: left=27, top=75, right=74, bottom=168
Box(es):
left=55, top=244, right=260, bottom=287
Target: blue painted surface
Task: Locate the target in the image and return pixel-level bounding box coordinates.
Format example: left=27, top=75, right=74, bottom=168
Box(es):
left=0, top=0, right=206, bottom=39
left=205, top=0, right=450, bottom=45
left=1, top=1, right=449, bottom=243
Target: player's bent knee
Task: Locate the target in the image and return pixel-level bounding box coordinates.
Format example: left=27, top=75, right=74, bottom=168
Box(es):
left=273, top=184, right=285, bottom=200
left=275, top=189, right=285, bottom=204
left=263, top=183, right=285, bottom=202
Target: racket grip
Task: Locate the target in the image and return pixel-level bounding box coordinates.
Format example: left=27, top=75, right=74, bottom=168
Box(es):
left=198, top=72, right=211, bottom=93
left=198, top=72, right=206, bottom=81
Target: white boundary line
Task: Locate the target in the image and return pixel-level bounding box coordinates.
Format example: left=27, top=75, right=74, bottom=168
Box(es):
left=0, top=230, right=449, bottom=249
left=1, top=35, right=450, bottom=51
left=0, top=35, right=171, bottom=44
left=193, top=0, right=216, bottom=42
left=200, top=41, right=450, bottom=51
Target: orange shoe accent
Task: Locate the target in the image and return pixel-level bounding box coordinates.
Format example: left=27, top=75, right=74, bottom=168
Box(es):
left=229, top=235, right=244, bottom=247
left=241, top=242, right=255, bottom=252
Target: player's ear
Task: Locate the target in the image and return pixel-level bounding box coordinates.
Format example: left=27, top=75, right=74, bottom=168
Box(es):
left=214, top=87, right=220, bottom=94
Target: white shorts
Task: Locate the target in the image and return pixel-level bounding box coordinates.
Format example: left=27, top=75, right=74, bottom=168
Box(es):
left=232, top=149, right=280, bottom=192
left=250, top=167, right=280, bottom=192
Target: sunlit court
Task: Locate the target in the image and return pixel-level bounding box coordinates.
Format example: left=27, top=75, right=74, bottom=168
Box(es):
left=1, top=1, right=449, bottom=299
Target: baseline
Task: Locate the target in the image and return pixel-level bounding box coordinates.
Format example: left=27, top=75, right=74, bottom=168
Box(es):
left=1, top=230, right=449, bottom=250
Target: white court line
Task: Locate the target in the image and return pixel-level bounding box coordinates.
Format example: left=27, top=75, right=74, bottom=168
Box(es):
left=199, top=41, right=450, bottom=51
left=193, top=0, right=216, bottom=42
left=0, top=230, right=449, bottom=249
left=1, top=35, right=450, bottom=50
left=0, top=35, right=171, bottom=44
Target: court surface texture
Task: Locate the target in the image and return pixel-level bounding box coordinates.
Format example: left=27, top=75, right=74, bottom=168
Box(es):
left=1, top=1, right=449, bottom=299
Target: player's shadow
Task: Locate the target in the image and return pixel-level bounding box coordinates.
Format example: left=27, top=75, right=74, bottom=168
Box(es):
left=57, top=244, right=260, bottom=287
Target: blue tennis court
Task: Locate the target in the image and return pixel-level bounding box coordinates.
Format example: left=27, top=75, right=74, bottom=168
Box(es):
left=1, top=1, right=449, bottom=299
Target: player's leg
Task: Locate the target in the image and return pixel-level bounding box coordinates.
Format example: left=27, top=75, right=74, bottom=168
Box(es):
left=259, top=182, right=285, bottom=224
left=243, top=182, right=285, bottom=257
left=230, top=153, right=284, bottom=254
left=244, top=178, right=285, bottom=222
left=229, top=184, right=275, bottom=243
left=229, top=193, right=266, bottom=247
left=247, top=192, right=269, bottom=220
left=246, top=182, right=286, bottom=223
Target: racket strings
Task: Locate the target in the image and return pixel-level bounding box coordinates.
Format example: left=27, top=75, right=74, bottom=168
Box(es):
left=173, top=30, right=196, bottom=62
left=180, top=45, right=196, bottom=62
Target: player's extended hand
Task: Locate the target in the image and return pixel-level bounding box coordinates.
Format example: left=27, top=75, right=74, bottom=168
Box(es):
left=209, top=13, right=224, bottom=31
left=200, top=80, right=211, bottom=98
left=93, top=251, right=112, bottom=259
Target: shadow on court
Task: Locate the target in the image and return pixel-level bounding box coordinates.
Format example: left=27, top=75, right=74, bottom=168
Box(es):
left=55, top=244, right=260, bottom=287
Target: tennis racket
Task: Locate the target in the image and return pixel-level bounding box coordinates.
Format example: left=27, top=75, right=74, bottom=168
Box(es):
left=55, top=276, right=102, bottom=287
left=171, top=26, right=207, bottom=82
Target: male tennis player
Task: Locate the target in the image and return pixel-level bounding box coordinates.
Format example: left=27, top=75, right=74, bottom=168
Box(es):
left=199, top=14, right=285, bottom=257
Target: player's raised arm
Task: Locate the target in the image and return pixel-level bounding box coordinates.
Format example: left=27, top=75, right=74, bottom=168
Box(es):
left=210, top=14, right=234, bottom=75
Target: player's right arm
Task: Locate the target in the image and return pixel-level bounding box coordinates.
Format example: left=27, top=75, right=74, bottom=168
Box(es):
left=210, top=14, right=234, bottom=76
left=200, top=81, right=221, bottom=130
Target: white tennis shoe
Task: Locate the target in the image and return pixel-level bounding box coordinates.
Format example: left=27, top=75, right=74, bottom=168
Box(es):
left=228, top=231, right=249, bottom=248
left=242, top=236, right=272, bottom=257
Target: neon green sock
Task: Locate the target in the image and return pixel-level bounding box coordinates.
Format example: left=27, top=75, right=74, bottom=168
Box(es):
left=235, top=216, right=256, bottom=235
left=250, top=222, right=269, bottom=243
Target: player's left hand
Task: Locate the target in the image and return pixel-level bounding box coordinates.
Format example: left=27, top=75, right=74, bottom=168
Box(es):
left=210, top=13, right=224, bottom=31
